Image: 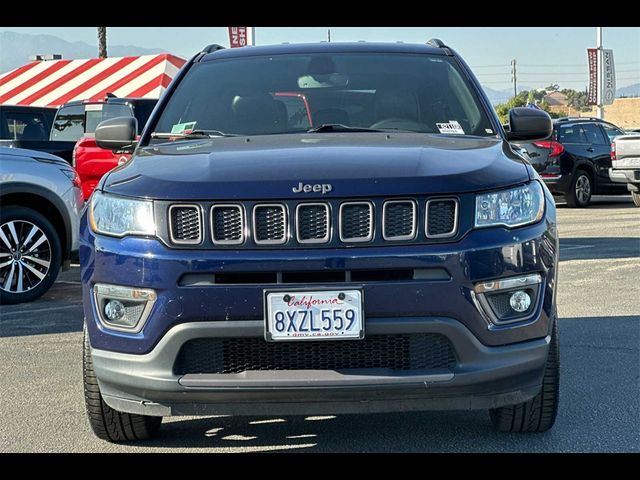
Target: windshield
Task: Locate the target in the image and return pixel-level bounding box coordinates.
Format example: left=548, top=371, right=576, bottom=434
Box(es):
left=150, top=53, right=496, bottom=140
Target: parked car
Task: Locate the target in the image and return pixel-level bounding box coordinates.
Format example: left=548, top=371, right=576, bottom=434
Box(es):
left=0, top=147, right=82, bottom=304
left=516, top=117, right=628, bottom=207
left=0, top=105, right=76, bottom=162
left=71, top=97, right=158, bottom=199
left=609, top=134, right=640, bottom=206
left=81, top=41, right=559, bottom=442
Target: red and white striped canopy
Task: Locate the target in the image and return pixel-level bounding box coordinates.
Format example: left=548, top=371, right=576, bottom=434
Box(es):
left=0, top=54, right=186, bottom=107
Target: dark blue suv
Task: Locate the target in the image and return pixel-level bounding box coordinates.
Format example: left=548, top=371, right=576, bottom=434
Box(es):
left=81, top=41, right=560, bottom=442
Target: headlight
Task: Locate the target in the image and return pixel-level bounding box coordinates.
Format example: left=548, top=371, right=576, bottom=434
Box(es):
left=475, top=181, right=544, bottom=228
left=89, top=191, right=155, bottom=237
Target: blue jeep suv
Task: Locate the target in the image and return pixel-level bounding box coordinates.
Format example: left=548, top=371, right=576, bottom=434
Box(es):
left=81, top=41, right=559, bottom=442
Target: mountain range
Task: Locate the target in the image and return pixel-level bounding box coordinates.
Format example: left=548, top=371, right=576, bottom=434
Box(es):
left=1, top=31, right=638, bottom=104
left=0, top=31, right=165, bottom=74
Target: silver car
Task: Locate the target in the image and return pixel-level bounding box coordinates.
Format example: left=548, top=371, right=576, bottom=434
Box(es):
left=0, top=147, right=83, bottom=304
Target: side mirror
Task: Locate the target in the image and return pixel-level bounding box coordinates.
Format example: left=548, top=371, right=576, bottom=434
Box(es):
left=95, top=116, right=137, bottom=152
left=506, top=107, right=552, bottom=141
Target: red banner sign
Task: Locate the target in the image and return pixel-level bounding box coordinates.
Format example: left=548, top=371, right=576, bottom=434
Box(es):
left=228, top=27, right=250, bottom=48
left=587, top=48, right=598, bottom=105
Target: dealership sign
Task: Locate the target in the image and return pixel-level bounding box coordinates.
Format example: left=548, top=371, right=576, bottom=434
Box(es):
left=587, top=48, right=616, bottom=106
left=228, top=27, right=254, bottom=48
left=587, top=48, right=598, bottom=105
left=602, top=49, right=616, bottom=105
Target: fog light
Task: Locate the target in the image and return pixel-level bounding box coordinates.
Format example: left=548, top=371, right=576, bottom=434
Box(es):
left=509, top=290, right=531, bottom=313
left=104, top=300, right=126, bottom=322
left=93, top=284, right=157, bottom=333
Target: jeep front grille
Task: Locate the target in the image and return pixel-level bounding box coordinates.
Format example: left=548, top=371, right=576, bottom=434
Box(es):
left=168, top=205, right=202, bottom=244
left=164, top=195, right=463, bottom=248
left=211, top=205, right=244, bottom=245
left=426, top=199, right=458, bottom=238
left=253, top=204, right=287, bottom=244
left=296, top=203, right=330, bottom=243
left=339, top=202, right=373, bottom=242
left=174, top=334, right=457, bottom=375
left=383, top=200, right=417, bottom=241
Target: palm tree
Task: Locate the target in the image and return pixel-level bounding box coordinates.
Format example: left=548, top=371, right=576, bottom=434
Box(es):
left=97, top=27, right=107, bottom=58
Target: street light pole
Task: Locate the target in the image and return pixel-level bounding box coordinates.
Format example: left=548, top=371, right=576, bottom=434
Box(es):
left=596, top=27, right=604, bottom=119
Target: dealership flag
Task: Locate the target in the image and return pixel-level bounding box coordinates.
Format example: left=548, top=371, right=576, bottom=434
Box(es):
left=228, top=27, right=254, bottom=48
left=602, top=49, right=616, bottom=105
left=587, top=48, right=598, bottom=105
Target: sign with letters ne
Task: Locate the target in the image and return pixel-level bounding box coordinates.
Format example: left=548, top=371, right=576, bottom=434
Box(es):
left=228, top=27, right=254, bottom=48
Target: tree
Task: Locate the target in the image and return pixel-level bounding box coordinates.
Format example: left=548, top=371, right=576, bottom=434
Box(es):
left=97, top=27, right=107, bottom=59
left=494, top=90, right=561, bottom=125
left=561, top=89, right=591, bottom=112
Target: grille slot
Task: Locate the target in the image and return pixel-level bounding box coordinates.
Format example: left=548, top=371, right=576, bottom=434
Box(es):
left=383, top=200, right=417, bottom=241
left=169, top=205, right=202, bottom=244
left=253, top=204, right=287, bottom=244
left=174, top=334, right=457, bottom=375
left=339, top=202, right=373, bottom=242
left=296, top=203, right=330, bottom=243
left=211, top=205, right=244, bottom=245
left=426, top=199, right=458, bottom=238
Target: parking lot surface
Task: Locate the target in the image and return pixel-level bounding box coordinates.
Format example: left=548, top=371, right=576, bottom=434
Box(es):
left=1, top=196, right=638, bottom=452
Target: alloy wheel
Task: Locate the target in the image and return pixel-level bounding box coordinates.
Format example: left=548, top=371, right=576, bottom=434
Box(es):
left=575, top=174, right=591, bottom=204
left=0, top=220, right=52, bottom=294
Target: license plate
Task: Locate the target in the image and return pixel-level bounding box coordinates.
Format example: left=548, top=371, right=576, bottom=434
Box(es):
left=265, top=289, right=364, bottom=342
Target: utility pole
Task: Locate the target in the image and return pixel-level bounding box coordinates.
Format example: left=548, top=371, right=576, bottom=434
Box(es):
left=511, top=59, right=517, bottom=98
left=328, top=29, right=331, bottom=43
left=596, top=27, right=604, bottom=119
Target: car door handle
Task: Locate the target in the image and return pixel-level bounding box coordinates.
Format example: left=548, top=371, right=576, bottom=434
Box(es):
left=586, top=147, right=594, bottom=152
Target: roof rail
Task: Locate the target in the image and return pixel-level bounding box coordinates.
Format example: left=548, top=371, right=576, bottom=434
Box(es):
left=427, top=38, right=447, bottom=48
left=557, top=116, right=605, bottom=123
left=202, top=44, right=226, bottom=54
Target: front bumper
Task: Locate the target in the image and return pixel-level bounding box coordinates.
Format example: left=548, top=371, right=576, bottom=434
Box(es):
left=92, top=317, right=550, bottom=416
left=81, top=198, right=558, bottom=416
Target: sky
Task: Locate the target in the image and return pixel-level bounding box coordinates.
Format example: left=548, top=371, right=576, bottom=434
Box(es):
left=1, top=26, right=639, bottom=90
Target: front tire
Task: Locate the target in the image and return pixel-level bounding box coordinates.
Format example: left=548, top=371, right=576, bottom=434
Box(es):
left=565, top=170, right=592, bottom=208
left=631, top=190, right=640, bottom=207
left=83, top=328, right=162, bottom=442
left=489, top=320, right=560, bottom=433
left=0, top=206, right=61, bottom=305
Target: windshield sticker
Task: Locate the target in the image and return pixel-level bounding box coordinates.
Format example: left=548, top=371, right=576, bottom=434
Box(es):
left=485, top=128, right=494, bottom=134
left=171, top=121, right=197, bottom=134
left=436, top=120, right=465, bottom=135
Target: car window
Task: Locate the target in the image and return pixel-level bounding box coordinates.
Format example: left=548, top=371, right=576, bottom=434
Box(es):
left=557, top=124, right=587, bottom=144
left=51, top=105, right=85, bottom=141
left=151, top=53, right=496, bottom=139
left=581, top=123, right=609, bottom=145
left=1, top=111, right=48, bottom=140
left=601, top=123, right=625, bottom=143
left=85, top=104, right=132, bottom=134
left=132, top=101, right=157, bottom=134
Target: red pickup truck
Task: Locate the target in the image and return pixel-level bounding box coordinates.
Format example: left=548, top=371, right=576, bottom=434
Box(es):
left=52, top=96, right=157, bottom=199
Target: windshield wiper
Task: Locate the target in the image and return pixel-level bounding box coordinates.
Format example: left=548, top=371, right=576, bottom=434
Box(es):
left=306, top=124, right=388, bottom=133
left=150, top=130, right=237, bottom=139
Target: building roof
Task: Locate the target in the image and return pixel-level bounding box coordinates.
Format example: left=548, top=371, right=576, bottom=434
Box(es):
left=0, top=54, right=185, bottom=108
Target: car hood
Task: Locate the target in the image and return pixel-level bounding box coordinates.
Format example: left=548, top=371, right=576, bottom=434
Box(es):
left=102, top=133, right=530, bottom=200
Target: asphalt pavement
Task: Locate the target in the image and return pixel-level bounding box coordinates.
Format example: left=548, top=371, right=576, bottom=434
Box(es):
left=0, top=195, right=638, bottom=452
